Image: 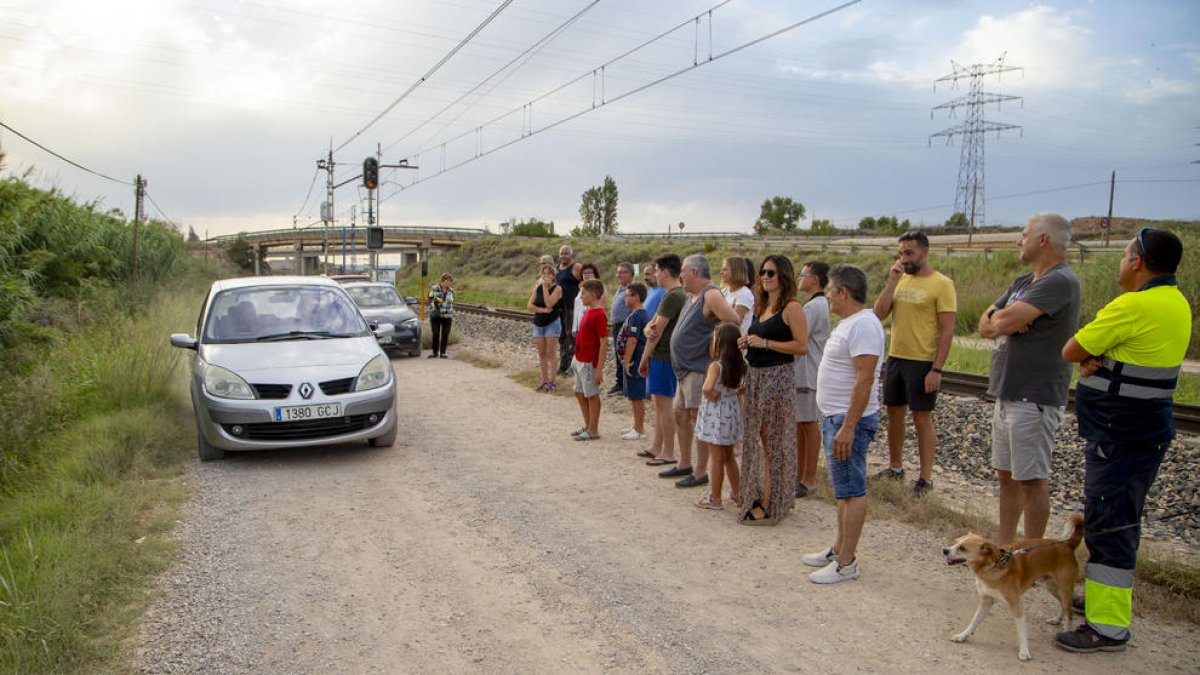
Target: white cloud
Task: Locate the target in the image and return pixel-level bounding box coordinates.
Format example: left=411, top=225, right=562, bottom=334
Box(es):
left=956, top=6, right=1093, bottom=87
left=1123, top=77, right=1199, bottom=105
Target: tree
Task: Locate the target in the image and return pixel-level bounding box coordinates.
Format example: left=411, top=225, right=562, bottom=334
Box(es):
left=226, top=235, right=267, bottom=274
left=510, top=218, right=555, bottom=237
left=945, top=212, right=970, bottom=230
left=858, top=216, right=877, bottom=230
left=809, top=218, right=837, bottom=235
left=577, top=175, right=619, bottom=237
left=755, top=196, right=806, bottom=232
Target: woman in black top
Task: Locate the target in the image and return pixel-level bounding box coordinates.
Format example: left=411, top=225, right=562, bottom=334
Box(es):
left=528, top=264, right=563, bottom=391
left=736, top=254, right=809, bottom=524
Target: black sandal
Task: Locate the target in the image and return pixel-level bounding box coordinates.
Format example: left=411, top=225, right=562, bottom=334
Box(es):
left=739, top=500, right=775, bottom=526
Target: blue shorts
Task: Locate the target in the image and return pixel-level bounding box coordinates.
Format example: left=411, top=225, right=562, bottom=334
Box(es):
left=533, top=321, right=561, bottom=338
left=623, top=371, right=648, bottom=401
left=822, top=412, right=879, bottom=500
left=647, top=358, right=677, bottom=398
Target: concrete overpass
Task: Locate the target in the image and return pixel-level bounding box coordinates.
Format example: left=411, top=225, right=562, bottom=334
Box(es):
left=206, top=226, right=492, bottom=275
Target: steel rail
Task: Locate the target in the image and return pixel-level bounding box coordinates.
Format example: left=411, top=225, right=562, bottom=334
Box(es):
left=454, top=302, right=1200, bottom=436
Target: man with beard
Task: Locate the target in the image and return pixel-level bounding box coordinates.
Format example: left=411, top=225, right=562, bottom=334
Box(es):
left=556, top=245, right=583, bottom=376
left=872, top=231, right=957, bottom=497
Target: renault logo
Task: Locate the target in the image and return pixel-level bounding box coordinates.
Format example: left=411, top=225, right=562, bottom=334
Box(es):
left=298, top=382, right=314, bottom=399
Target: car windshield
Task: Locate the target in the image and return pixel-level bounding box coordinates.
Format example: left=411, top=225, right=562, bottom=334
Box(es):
left=344, top=285, right=404, bottom=309
left=204, top=286, right=368, bottom=343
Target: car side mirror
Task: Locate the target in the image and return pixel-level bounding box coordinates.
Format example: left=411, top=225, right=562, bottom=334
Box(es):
left=373, top=323, right=395, bottom=339
left=404, top=297, right=418, bottom=306
left=170, top=333, right=198, bottom=350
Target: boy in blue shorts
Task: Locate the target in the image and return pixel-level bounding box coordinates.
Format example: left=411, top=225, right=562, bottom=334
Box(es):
left=619, top=282, right=650, bottom=440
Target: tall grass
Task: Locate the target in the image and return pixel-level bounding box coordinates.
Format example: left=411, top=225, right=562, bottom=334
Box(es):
left=0, top=286, right=203, bottom=672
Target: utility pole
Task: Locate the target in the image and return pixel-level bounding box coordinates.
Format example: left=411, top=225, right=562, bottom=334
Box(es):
left=930, top=53, right=1022, bottom=237
left=132, top=174, right=145, bottom=285
left=1104, top=170, right=1116, bottom=247
left=316, top=143, right=336, bottom=271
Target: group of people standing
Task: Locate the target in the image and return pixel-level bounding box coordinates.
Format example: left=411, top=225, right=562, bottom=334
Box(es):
left=520, top=221, right=1191, bottom=650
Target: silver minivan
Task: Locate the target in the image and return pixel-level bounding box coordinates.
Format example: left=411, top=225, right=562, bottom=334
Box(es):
left=170, top=276, right=398, bottom=460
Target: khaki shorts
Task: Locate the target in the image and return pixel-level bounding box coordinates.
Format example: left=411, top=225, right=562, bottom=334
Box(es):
left=991, top=398, right=1063, bottom=481
left=674, top=370, right=705, bottom=410
left=572, top=359, right=600, bottom=398
left=795, top=387, right=820, bottom=423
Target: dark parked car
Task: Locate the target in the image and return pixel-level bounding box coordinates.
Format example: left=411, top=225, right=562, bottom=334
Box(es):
left=342, top=282, right=423, bottom=357
left=169, top=276, right=398, bottom=460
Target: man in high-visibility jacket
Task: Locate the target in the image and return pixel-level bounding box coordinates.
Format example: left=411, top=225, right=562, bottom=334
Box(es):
left=1057, top=227, right=1190, bottom=653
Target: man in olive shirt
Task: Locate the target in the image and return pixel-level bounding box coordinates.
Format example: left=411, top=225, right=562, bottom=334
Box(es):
left=638, top=254, right=687, bottom=466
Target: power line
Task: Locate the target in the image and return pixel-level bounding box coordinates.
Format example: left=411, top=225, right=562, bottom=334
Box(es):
left=333, top=0, right=516, bottom=153
left=842, top=177, right=1200, bottom=226
left=0, top=120, right=132, bottom=185
left=144, top=191, right=179, bottom=227
left=381, top=0, right=860, bottom=204
left=294, top=165, right=322, bottom=221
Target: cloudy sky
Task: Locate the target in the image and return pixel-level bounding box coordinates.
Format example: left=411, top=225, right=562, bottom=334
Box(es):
left=1, top=0, right=1197, bottom=237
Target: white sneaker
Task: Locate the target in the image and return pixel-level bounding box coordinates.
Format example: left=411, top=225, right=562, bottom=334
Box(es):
left=809, top=558, right=859, bottom=584
left=802, top=547, right=837, bottom=567
left=621, top=429, right=646, bottom=441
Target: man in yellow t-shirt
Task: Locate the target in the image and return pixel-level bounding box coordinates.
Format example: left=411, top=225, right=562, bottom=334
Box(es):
left=1055, top=228, right=1190, bottom=654
left=872, top=231, right=957, bottom=497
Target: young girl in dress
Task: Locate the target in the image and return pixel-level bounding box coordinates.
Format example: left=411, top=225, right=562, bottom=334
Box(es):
left=694, top=322, right=747, bottom=510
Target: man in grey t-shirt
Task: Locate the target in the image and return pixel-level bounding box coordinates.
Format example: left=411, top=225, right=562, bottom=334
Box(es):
left=794, top=261, right=831, bottom=497
left=978, top=212, right=1081, bottom=545
left=663, top=254, right=741, bottom=488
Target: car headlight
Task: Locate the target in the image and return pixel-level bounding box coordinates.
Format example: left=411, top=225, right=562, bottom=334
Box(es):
left=204, top=364, right=255, bottom=399
left=355, top=354, right=392, bottom=391
left=402, top=318, right=419, bottom=329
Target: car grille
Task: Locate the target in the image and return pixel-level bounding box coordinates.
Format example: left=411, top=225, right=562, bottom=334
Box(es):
left=224, top=414, right=378, bottom=441
left=320, top=377, right=356, bottom=395
left=252, top=383, right=292, bottom=399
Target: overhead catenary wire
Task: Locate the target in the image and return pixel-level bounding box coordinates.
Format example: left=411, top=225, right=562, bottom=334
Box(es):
left=333, top=0, right=516, bottom=154
left=0, top=119, right=133, bottom=185
left=380, top=0, right=860, bottom=204
left=382, top=0, right=601, bottom=156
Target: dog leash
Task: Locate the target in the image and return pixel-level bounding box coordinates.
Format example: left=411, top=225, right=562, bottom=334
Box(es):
left=992, top=541, right=1064, bottom=569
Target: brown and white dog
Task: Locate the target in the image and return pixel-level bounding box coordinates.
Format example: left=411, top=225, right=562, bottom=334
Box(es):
left=943, top=514, right=1084, bottom=661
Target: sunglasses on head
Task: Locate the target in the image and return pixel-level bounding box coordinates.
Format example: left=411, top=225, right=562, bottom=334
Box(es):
left=1136, top=227, right=1155, bottom=267
left=758, top=268, right=777, bottom=278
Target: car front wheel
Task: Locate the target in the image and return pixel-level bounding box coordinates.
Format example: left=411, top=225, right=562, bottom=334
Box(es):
left=197, top=426, right=226, bottom=461
left=368, top=424, right=396, bottom=447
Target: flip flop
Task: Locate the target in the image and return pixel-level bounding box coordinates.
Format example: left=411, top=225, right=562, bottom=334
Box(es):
left=636, top=450, right=656, bottom=459
left=645, top=457, right=678, bottom=466
left=695, top=495, right=724, bottom=510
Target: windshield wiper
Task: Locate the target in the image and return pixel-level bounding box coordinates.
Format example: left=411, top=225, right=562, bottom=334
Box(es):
left=255, top=331, right=339, bottom=342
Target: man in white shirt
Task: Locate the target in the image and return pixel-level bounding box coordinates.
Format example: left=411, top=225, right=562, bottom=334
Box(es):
left=805, top=264, right=885, bottom=584
left=794, top=261, right=831, bottom=497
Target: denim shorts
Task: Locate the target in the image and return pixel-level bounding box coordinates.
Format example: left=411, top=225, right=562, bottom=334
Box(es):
left=623, top=372, right=648, bottom=401
left=533, top=321, right=561, bottom=338
left=822, top=412, right=879, bottom=499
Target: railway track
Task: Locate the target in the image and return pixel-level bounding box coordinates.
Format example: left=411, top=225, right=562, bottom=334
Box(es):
left=455, top=302, right=1200, bottom=436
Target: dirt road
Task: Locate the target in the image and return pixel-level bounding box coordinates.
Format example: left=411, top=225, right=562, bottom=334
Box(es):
left=136, top=356, right=1197, bottom=673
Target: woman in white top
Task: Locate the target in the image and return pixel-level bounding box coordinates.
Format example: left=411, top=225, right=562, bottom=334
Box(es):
left=719, top=256, right=755, bottom=335
left=572, top=263, right=607, bottom=333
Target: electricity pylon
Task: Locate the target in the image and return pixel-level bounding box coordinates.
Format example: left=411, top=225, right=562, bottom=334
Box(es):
left=930, top=53, right=1022, bottom=236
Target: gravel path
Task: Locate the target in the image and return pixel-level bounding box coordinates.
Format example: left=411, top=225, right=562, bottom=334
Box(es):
left=134, top=322, right=1198, bottom=673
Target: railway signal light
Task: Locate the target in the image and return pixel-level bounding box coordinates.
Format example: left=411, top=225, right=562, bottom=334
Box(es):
left=363, top=157, right=379, bottom=190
